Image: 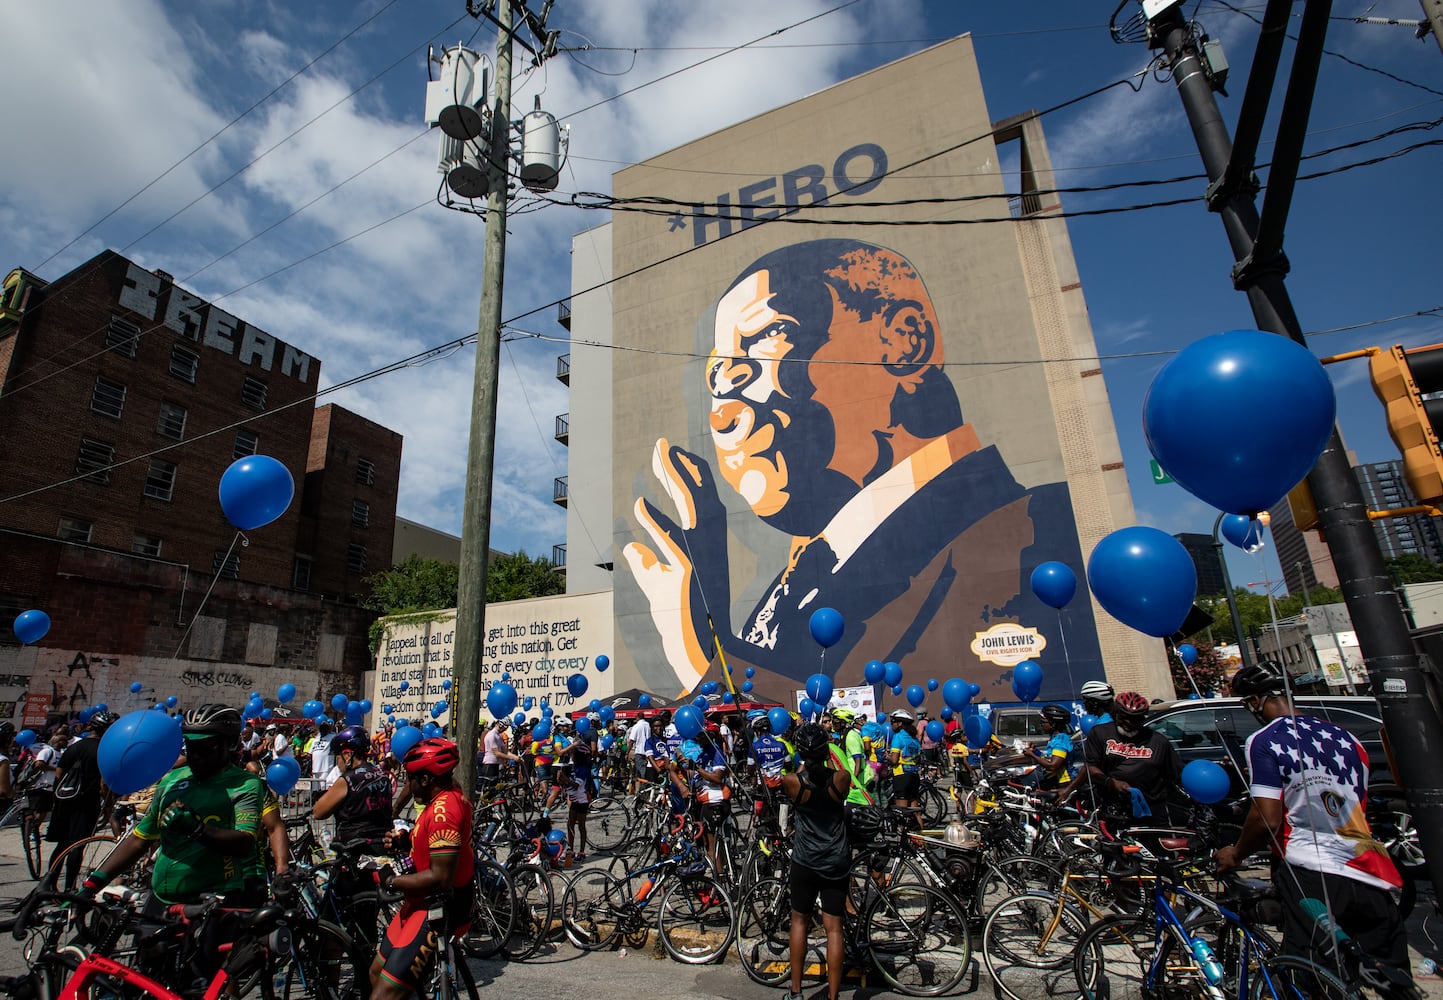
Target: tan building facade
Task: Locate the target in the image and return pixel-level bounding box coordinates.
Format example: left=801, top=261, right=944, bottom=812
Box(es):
left=568, top=35, right=1170, bottom=711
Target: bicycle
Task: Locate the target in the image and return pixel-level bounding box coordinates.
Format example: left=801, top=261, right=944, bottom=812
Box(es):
left=561, top=851, right=735, bottom=963
left=733, top=872, right=972, bottom=996
left=0, top=792, right=48, bottom=879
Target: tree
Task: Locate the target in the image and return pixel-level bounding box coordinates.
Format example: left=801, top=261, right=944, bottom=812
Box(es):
left=1386, top=552, right=1443, bottom=585
left=1195, top=584, right=1344, bottom=645
left=362, top=555, right=458, bottom=614
left=1170, top=642, right=1230, bottom=699
left=486, top=550, right=566, bottom=602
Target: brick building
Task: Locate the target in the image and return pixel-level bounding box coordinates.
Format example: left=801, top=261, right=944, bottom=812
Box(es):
left=0, top=251, right=403, bottom=725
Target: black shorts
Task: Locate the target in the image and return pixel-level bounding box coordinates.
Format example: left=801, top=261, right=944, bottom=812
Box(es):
left=479, top=762, right=499, bottom=785
left=692, top=800, right=727, bottom=832
left=790, top=862, right=847, bottom=917
left=892, top=772, right=920, bottom=800
left=26, top=789, right=54, bottom=814
left=568, top=801, right=590, bottom=821
left=1273, top=861, right=1409, bottom=972
left=377, top=887, right=473, bottom=994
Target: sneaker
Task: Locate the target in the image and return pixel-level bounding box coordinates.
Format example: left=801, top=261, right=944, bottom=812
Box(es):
left=575, top=852, right=587, bottom=862
left=783, top=992, right=804, bottom=1000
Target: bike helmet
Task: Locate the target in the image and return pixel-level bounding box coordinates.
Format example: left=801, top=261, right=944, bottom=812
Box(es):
left=792, top=723, right=831, bottom=758
left=181, top=704, right=243, bottom=740
left=1229, top=661, right=1288, bottom=698
left=88, top=710, right=118, bottom=735
left=1040, top=704, right=1071, bottom=727
left=746, top=709, right=766, bottom=722
left=703, top=722, right=722, bottom=737
left=404, top=738, right=460, bottom=777
left=1113, top=691, right=1151, bottom=720
left=1079, top=681, right=1115, bottom=701
left=0, top=722, right=15, bottom=745
left=332, top=725, right=371, bottom=757
left=750, top=714, right=770, bottom=733
left=587, top=712, right=601, bottom=724
left=889, top=709, right=913, bottom=722
left=830, top=707, right=856, bottom=725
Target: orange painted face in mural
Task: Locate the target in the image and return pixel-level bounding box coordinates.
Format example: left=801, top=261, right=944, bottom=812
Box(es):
left=706, top=254, right=942, bottom=531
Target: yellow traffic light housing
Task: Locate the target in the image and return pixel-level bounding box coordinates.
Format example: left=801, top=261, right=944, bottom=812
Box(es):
left=1369, top=343, right=1443, bottom=503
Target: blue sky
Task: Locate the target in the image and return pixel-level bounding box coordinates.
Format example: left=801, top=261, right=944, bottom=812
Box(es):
left=2, top=0, right=1438, bottom=595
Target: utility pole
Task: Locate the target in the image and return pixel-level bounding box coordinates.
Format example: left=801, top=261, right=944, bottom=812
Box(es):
left=1143, top=0, right=1443, bottom=897
left=1423, top=0, right=1443, bottom=54
left=451, top=0, right=514, bottom=796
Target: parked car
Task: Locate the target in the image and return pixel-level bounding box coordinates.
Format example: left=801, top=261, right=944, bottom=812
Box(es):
left=988, top=707, right=1054, bottom=749
left=1148, top=696, right=1423, bottom=873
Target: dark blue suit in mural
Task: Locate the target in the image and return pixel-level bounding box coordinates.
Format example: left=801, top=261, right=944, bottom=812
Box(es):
left=622, top=239, right=1104, bottom=708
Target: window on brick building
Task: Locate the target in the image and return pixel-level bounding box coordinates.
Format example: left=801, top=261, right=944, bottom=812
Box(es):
left=75, top=437, right=115, bottom=484
left=57, top=516, right=93, bottom=543
left=346, top=544, right=367, bottom=575
left=90, top=375, right=127, bottom=419
left=169, top=344, right=199, bottom=383
left=352, top=499, right=369, bottom=527
left=132, top=533, right=163, bottom=558
left=213, top=551, right=240, bottom=579
left=233, top=429, right=258, bottom=459
left=105, top=316, right=140, bottom=359
left=144, top=459, right=176, bottom=501
left=0, top=596, right=32, bottom=646
left=293, top=556, right=313, bottom=592
left=156, top=400, right=187, bottom=440
left=241, top=376, right=268, bottom=410
left=355, top=458, right=375, bottom=486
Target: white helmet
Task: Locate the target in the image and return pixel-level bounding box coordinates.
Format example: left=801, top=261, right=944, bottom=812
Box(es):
left=1080, top=681, right=1114, bottom=701
left=889, top=709, right=913, bottom=721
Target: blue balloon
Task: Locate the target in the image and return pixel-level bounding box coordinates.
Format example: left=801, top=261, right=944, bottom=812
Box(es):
left=391, top=726, right=424, bottom=761
left=218, top=455, right=295, bottom=531
left=723, top=692, right=735, bottom=704
left=421, top=722, right=442, bottom=738
left=968, top=683, right=981, bottom=699
left=431, top=700, right=448, bottom=718
left=532, top=721, right=552, bottom=742
left=567, top=674, right=589, bottom=699
left=799, top=697, right=817, bottom=720
left=513, top=712, right=526, bottom=725
left=596, top=654, right=610, bottom=673
left=345, top=703, right=365, bottom=725
left=940, top=707, right=954, bottom=721
left=805, top=673, right=834, bottom=707
left=577, top=717, right=592, bottom=736
left=14, top=729, right=36, bottom=749
left=358, top=700, right=372, bottom=714
left=1079, top=713, right=1099, bottom=735
left=906, top=685, right=925, bottom=708
left=12, top=610, right=51, bottom=645
left=1220, top=514, right=1265, bottom=552
left=638, top=694, right=652, bottom=709
left=883, top=662, right=903, bottom=688
left=742, top=680, right=754, bottom=693
left=1011, top=661, right=1043, bottom=703
left=487, top=682, right=518, bottom=720
left=1188, top=692, right=1202, bottom=700
left=925, top=720, right=945, bottom=742
left=331, top=693, right=349, bottom=711
left=266, top=756, right=301, bottom=795
left=745, top=667, right=756, bottom=679
left=523, top=696, right=534, bottom=711
left=890, top=685, right=903, bottom=697
left=95, top=704, right=107, bottom=713
left=303, top=700, right=324, bottom=719
left=942, top=678, right=971, bottom=712
left=674, top=705, right=704, bottom=739
left=589, top=699, right=601, bottom=712
left=1178, top=643, right=1199, bottom=667
left=601, top=735, right=614, bottom=751
left=277, top=683, right=297, bottom=704
left=1181, top=760, right=1232, bottom=804
left=768, top=707, right=792, bottom=735
left=927, top=678, right=939, bottom=692
left=163, top=695, right=177, bottom=710
left=599, top=706, right=615, bottom=724
left=1030, top=561, right=1078, bottom=610
left=153, top=703, right=165, bottom=711
left=542, top=706, right=554, bottom=718
left=398, top=680, right=409, bottom=692
left=1086, top=526, right=1197, bottom=638
left=864, top=660, right=886, bottom=685
left=700, top=681, right=718, bottom=696
left=130, top=682, right=143, bottom=694
left=692, top=696, right=708, bottom=710
left=963, top=715, right=992, bottom=747
left=1144, top=329, right=1336, bottom=516
left=78, top=708, right=94, bottom=725
left=808, top=607, right=845, bottom=648
left=442, top=680, right=452, bottom=691
left=98, top=710, right=183, bottom=795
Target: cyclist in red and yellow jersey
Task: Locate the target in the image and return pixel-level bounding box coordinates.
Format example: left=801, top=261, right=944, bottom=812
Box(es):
left=371, top=738, right=474, bottom=1000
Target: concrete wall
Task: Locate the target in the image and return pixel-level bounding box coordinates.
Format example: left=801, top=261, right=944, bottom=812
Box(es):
left=565, top=225, right=615, bottom=596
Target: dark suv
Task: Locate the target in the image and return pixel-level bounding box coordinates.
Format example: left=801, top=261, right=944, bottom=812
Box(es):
left=1148, top=696, right=1422, bottom=870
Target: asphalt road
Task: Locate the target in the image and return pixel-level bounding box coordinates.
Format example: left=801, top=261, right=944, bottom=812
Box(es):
left=0, top=825, right=1438, bottom=999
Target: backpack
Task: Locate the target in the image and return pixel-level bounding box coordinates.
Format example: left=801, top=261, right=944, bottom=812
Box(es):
left=54, top=764, right=84, bottom=801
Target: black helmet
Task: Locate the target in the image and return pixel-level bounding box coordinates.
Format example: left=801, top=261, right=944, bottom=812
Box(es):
left=1230, top=662, right=1287, bottom=698
left=1040, top=704, right=1071, bottom=727
left=0, top=722, right=14, bottom=745
left=332, top=725, right=371, bottom=757
left=181, top=704, right=243, bottom=740
left=792, top=723, right=830, bottom=758
left=89, top=711, right=118, bottom=735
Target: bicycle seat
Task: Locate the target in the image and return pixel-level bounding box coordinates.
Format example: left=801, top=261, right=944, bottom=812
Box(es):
left=241, top=905, right=285, bottom=932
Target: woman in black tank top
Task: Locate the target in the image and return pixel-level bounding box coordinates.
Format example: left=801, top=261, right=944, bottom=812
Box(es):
left=313, top=726, right=393, bottom=850
left=779, top=723, right=855, bottom=1000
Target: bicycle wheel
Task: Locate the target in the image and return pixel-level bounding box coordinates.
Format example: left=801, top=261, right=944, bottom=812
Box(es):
left=23, top=814, right=45, bottom=879
left=919, top=785, right=948, bottom=828
left=981, top=891, right=1090, bottom=1000
left=435, top=937, right=480, bottom=1000
left=1252, top=955, right=1354, bottom=1000
left=1073, top=914, right=1178, bottom=1000
left=606, top=837, right=658, bottom=882
left=282, top=919, right=358, bottom=1000
left=463, top=858, right=515, bottom=959
left=586, top=796, right=631, bottom=853
left=41, top=834, right=118, bottom=891
left=975, top=854, right=1064, bottom=917
left=503, top=863, right=554, bottom=960
left=865, top=882, right=971, bottom=996
left=846, top=848, right=928, bottom=914
left=734, top=878, right=795, bottom=987
left=560, top=867, right=623, bottom=950
left=657, top=874, right=734, bottom=964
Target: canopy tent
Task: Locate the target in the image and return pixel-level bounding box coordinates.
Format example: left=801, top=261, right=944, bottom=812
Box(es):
left=567, top=687, right=677, bottom=721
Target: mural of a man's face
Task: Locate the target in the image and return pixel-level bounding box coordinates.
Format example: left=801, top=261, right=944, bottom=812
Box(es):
left=706, top=252, right=942, bottom=535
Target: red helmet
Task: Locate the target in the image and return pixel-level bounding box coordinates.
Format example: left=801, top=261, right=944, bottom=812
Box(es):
left=704, top=722, right=722, bottom=736
left=1113, top=691, right=1151, bottom=720
left=404, top=738, right=460, bottom=777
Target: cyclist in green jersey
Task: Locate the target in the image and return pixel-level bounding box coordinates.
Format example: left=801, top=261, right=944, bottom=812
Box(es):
left=825, top=708, right=874, bottom=808
left=82, top=704, right=268, bottom=907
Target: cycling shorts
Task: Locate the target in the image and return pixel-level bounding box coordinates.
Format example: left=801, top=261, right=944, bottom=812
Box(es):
left=377, top=888, right=472, bottom=994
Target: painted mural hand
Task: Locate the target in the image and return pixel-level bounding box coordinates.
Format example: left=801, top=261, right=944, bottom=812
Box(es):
left=622, top=439, right=731, bottom=691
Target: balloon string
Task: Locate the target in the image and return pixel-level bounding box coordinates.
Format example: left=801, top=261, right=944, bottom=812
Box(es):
left=171, top=531, right=247, bottom=659
left=1055, top=608, right=1080, bottom=714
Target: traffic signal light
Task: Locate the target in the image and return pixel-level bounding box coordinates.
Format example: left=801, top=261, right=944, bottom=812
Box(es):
left=1369, top=343, right=1443, bottom=502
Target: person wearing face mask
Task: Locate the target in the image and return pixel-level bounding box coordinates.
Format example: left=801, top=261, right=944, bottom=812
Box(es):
left=1082, top=691, right=1185, bottom=824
